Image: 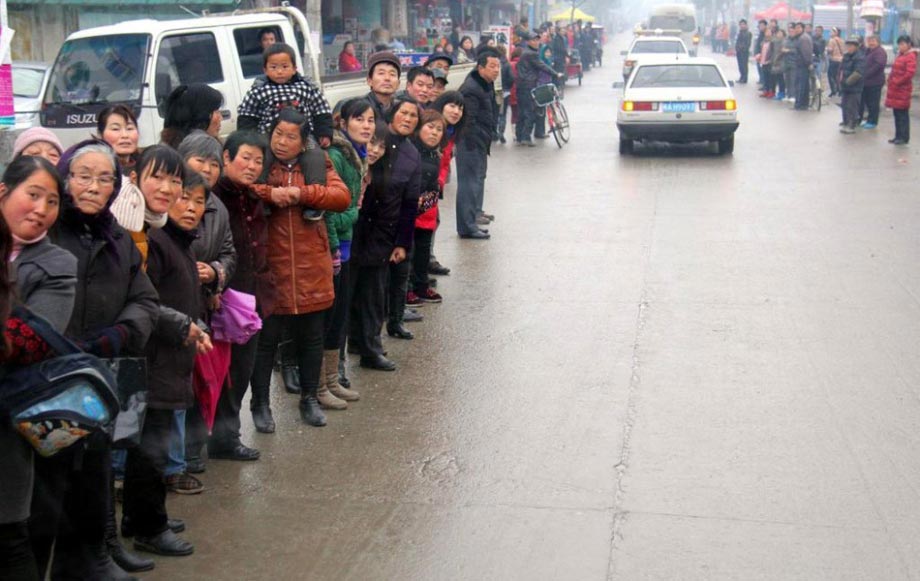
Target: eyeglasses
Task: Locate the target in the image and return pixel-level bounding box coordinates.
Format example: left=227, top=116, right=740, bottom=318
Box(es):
left=70, top=173, right=116, bottom=188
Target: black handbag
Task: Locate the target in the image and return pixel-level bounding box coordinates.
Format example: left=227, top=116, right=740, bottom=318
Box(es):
left=106, top=358, right=148, bottom=449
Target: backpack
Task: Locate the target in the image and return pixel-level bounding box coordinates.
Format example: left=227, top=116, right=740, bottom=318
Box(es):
left=0, top=306, right=120, bottom=457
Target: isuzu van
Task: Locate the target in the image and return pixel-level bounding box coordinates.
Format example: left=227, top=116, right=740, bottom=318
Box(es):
left=40, top=5, right=474, bottom=147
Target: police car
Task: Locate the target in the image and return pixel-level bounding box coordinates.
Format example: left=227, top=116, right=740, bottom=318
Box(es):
left=621, top=35, right=688, bottom=82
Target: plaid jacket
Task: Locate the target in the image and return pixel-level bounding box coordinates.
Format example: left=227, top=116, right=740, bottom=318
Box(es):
left=237, top=74, right=334, bottom=138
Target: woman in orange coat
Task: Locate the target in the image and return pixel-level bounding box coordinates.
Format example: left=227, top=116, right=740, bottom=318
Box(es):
left=250, top=107, right=351, bottom=428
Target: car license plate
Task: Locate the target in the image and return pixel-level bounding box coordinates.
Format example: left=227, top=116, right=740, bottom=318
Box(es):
left=663, top=102, right=694, bottom=113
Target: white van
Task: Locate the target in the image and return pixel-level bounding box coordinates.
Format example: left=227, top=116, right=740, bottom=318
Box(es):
left=40, top=6, right=474, bottom=148
left=639, top=4, right=700, bottom=56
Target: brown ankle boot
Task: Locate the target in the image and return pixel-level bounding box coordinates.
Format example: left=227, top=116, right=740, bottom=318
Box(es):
left=316, top=355, right=347, bottom=410
left=324, top=349, right=359, bottom=401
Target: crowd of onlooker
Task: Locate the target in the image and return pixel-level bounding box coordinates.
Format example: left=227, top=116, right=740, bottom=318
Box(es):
left=737, top=18, right=917, bottom=142
left=0, top=18, right=602, bottom=579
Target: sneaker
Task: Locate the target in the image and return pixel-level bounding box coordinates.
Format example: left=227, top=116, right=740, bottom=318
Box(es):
left=419, top=288, right=443, bottom=303
left=840, top=126, right=855, bottom=134
left=165, top=472, right=204, bottom=495
left=403, top=308, right=424, bottom=323
left=406, top=291, right=423, bottom=307
left=861, top=122, right=877, bottom=129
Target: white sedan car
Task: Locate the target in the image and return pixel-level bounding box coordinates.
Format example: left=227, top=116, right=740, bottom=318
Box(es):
left=616, top=56, right=739, bottom=155
left=621, top=35, right=688, bottom=82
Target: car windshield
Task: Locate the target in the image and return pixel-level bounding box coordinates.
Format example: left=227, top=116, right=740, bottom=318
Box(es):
left=12, top=67, right=46, bottom=98
left=631, top=41, right=687, bottom=54
left=649, top=15, right=697, bottom=32
left=630, top=64, right=725, bottom=88
left=44, top=34, right=149, bottom=106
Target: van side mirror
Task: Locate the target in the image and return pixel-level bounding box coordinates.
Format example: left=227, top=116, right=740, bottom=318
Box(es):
left=728, top=80, right=735, bottom=87
left=612, top=81, right=625, bottom=89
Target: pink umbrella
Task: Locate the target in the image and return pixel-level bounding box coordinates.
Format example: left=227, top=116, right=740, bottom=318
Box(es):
left=210, top=289, right=262, bottom=345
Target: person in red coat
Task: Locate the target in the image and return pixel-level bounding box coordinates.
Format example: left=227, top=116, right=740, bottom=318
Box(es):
left=885, top=36, right=918, bottom=145
left=338, top=42, right=363, bottom=73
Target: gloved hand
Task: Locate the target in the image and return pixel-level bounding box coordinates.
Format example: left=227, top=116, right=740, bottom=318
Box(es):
left=75, top=325, right=128, bottom=358
left=332, top=249, right=342, bottom=276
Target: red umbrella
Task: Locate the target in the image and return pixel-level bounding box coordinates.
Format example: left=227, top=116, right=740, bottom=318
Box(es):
left=193, top=341, right=232, bottom=431
left=755, top=2, right=812, bottom=21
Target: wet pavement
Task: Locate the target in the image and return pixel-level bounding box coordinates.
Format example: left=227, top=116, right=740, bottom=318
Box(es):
left=145, top=37, right=920, bottom=580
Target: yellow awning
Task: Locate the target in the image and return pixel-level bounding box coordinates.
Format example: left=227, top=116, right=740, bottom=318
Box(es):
left=550, top=7, right=596, bottom=23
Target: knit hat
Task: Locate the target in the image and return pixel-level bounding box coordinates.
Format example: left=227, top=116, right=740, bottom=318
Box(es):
left=424, top=54, right=453, bottom=67
left=431, top=68, right=448, bottom=84
left=13, top=127, right=64, bottom=159
left=366, top=51, right=402, bottom=78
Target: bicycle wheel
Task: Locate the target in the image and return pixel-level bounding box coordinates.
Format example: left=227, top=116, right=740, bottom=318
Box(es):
left=551, top=100, right=570, bottom=145
left=545, top=106, right=562, bottom=148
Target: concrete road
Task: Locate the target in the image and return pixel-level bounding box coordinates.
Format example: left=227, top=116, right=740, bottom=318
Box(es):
left=144, top=39, right=920, bottom=580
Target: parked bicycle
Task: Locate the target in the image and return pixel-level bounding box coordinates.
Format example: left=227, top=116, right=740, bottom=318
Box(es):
left=531, top=83, right=570, bottom=148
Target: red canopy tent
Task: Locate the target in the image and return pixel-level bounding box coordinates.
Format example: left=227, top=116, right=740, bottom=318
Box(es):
left=755, top=2, right=812, bottom=21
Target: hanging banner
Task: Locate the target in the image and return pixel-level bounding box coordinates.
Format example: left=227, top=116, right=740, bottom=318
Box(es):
left=487, top=25, right=513, bottom=58
left=0, top=0, right=13, bottom=128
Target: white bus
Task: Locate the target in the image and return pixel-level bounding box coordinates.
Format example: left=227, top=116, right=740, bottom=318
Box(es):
left=640, top=4, right=700, bottom=56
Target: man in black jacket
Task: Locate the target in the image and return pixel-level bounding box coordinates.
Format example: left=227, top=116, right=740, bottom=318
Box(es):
left=754, top=20, right=767, bottom=86
left=551, top=24, right=569, bottom=77
left=735, top=19, right=752, bottom=83
left=516, top=31, right=562, bottom=146
left=456, top=49, right=500, bottom=239
left=365, top=51, right=402, bottom=120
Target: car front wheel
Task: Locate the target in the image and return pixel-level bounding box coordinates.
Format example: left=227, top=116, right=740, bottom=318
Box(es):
left=717, top=135, right=734, bottom=155
left=619, top=137, right=633, bottom=155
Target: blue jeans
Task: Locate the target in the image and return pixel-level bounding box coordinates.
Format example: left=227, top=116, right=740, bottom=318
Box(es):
left=166, top=410, right=186, bottom=477
left=115, top=410, right=187, bottom=478
left=454, top=147, right=488, bottom=236
left=112, top=449, right=127, bottom=480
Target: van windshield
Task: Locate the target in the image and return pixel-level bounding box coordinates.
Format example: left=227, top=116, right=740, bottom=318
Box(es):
left=649, top=15, right=697, bottom=32
left=44, top=34, right=150, bottom=106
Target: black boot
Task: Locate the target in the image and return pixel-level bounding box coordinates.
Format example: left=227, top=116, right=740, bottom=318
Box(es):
left=106, top=475, right=155, bottom=573
left=386, top=323, right=414, bottom=340
left=279, top=340, right=301, bottom=394
left=251, top=403, right=275, bottom=434
left=53, top=539, right=139, bottom=581
left=299, top=390, right=327, bottom=427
